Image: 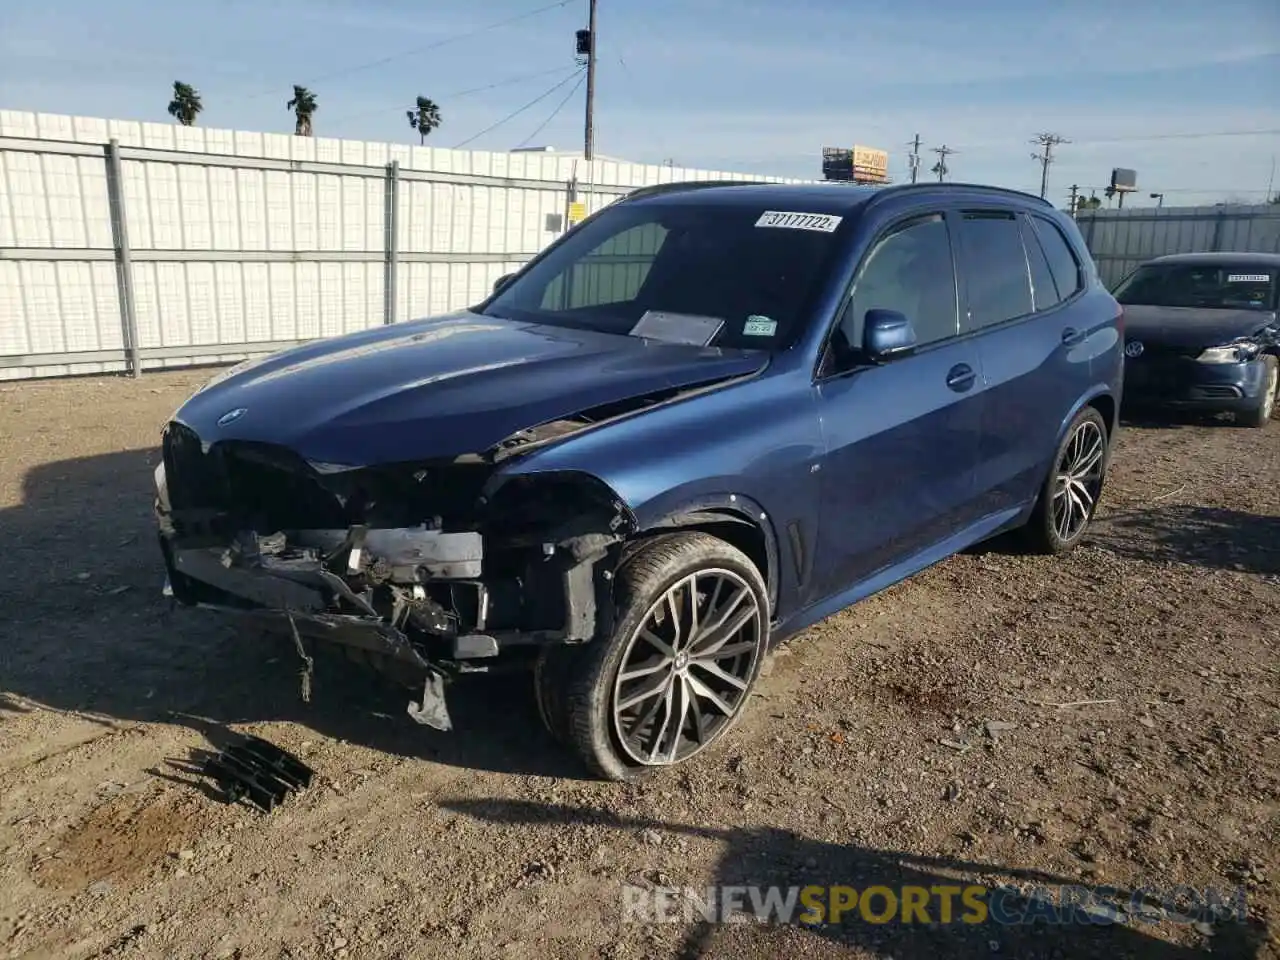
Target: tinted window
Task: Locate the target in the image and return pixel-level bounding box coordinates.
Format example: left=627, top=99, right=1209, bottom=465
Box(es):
left=1114, top=263, right=1277, bottom=311
left=540, top=223, right=665, bottom=311
left=486, top=202, right=843, bottom=351
left=839, top=214, right=957, bottom=352
left=1019, top=217, right=1058, bottom=311
left=1031, top=216, right=1083, bottom=300
left=957, top=212, right=1033, bottom=329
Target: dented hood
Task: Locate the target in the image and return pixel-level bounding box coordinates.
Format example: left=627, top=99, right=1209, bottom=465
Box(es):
left=173, top=311, right=767, bottom=465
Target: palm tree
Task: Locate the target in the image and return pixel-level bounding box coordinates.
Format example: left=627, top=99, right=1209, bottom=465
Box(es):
left=167, top=81, right=203, bottom=126
left=287, top=85, right=318, bottom=137
left=406, top=96, right=443, bottom=144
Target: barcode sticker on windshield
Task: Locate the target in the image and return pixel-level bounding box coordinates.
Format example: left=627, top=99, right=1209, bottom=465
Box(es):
left=755, top=211, right=843, bottom=233
left=1227, top=274, right=1269, bottom=283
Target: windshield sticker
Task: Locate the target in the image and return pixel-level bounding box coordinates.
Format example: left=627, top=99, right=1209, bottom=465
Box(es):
left=755, top=210, right=843, bottom=233
left=630, top=311, right=725, bottom=346
left=1227, top=274, right=1270, bottom=283
left=743, top=315, right=778, bottom=337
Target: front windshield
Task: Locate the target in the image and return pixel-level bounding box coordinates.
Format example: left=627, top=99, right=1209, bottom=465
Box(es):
left=481, top=200, right=845, bottom=351
left=1114, top=263, right=1277, bottom=311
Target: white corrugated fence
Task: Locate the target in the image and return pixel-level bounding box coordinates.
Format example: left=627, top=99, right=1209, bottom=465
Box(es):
left=0, top=110, right=801, bottom=380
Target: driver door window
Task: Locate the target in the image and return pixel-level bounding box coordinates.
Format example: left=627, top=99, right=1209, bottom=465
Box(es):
left=835, top=214, right=958, bottom=363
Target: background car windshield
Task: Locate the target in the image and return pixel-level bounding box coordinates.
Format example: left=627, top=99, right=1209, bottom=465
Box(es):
left=1114, top=263, right=1277, bottom=311
left=482, top=201, right=842, bottom=350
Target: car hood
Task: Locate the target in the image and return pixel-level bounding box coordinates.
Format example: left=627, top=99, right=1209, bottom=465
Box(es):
left=173, top=311, right=768, bottom=465
left=1123, top=304, right=1276, bottom=350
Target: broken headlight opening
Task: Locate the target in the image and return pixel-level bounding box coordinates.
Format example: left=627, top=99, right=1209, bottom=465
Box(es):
left=1194, top=341, right=1262, bottom=364
left=155, top=421, right=637, bottom=728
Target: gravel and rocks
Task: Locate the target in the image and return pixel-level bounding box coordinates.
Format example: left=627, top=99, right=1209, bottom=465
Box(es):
left=1, top=371, right=1277, bottom=959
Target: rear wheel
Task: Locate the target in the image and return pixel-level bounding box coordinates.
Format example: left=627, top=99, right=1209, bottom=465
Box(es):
left=1021, top=406, right=1109, bottom=555
left=1238, top=355, right=1278, bottom=429
left=543, top=532, right=769, bottom=781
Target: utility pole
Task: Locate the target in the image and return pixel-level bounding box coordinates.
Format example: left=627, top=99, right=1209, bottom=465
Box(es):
left=583, top=0, right=598, bottom=161
left=908, top=133, right=921, bottom=184
left=931, top=144, right=954, bottom=182
left=1031, top=132, right=1069, bottom=200
left=1068, top=183, right=1079, bottom=216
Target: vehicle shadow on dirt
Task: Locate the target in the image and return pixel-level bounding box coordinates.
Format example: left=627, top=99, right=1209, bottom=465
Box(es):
left=443, top=798, right=1268, bottom=960
left=1087, top=505, right=1280, bottom=577
left=1117, top=410, right=1239, bottom=431
left=0, top=449, right=591, bottom=781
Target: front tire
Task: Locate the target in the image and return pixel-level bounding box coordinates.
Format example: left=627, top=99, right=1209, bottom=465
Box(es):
left=552, top=532, right=769, bottom=781
left=1238, top=355, right=1278, bottom=429
left=1021, top=406, right=1109, bottom=555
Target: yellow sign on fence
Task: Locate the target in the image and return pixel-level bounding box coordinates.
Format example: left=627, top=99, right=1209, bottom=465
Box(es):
left=568, top=201, right=587, bottom=225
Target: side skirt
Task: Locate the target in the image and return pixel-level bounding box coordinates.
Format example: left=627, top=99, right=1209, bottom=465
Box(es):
left=769, top=503, right=1031, bottom=646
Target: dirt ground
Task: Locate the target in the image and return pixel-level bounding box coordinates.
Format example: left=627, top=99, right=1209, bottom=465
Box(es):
left=1, top=370, right=1277, bottom=960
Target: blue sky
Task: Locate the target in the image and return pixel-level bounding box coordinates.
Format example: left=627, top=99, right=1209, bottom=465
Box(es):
left=2, top=0, right=1278, bottom=206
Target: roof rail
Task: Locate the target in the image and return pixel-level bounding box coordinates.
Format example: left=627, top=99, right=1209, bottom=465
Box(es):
left=870, top=181, right=1054, bottom=207
left=620, top=179, right=775, bottom=202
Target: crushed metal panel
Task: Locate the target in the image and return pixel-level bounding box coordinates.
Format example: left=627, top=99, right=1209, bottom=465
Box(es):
left=407, top=672, right=453, bottom=730
left=203, top=734, right=315, bottom=812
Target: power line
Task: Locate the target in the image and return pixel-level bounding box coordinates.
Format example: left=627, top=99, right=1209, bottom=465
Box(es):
left=236, top=0, right=573, bottom=101
left=452, top=67, right=586, bottom=149
left=516, top=70, right=587, bottom=148
left=324, top=65, right=578, bottom=127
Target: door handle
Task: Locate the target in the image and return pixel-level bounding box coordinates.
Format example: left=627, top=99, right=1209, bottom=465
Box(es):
left=946, top=363, right=976, bottom=392
left=1062, top=327, right=1085, bottom=347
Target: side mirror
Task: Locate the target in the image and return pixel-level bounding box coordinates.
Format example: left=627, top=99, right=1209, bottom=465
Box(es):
left=492, top=273, right=515, bottom=295
left=863, top=308, right=918, bottom=362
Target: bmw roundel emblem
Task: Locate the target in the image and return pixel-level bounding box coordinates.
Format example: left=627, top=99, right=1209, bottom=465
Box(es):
left=1124, top=340, right=1144, bottom=358
left=217, top=407, right=248, bottom=427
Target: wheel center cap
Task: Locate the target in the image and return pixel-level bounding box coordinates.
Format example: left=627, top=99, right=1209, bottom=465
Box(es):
left=674, top=651, right=690, bottom=671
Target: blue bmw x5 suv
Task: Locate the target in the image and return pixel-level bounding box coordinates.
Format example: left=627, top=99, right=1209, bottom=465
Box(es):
left=155, top=181, right=1123, bottom=779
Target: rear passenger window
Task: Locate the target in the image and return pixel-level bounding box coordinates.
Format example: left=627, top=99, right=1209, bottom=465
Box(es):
left=1031, top=216, right=1083, bottom=301
left=957, top=212, right=1033, bottom=329
left=1019, top=217, right=1058, bottom=311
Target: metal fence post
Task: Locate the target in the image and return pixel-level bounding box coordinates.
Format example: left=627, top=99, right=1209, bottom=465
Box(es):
left=1210, top=207, right=1226, bottom=252
left=384, top=160, right=400, bottom=325
left=104, top=138, right=142, bottom=376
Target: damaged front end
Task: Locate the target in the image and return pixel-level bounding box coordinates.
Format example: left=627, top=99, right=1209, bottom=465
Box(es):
left=155, top=418, right=637, bottom=728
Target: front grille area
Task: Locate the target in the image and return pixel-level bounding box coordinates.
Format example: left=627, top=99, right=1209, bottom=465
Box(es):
left=162, top=421, right=349, bottom=533
left=1124, top=357, right=1183, bottom=394
left=1133, top=342, right=1200, bottom=359
left=1190, top=385, right=1243, bottom=399
left=163, top=421, right=223, bottom=511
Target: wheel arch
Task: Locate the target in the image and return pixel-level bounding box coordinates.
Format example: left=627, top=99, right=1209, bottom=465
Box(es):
left=631, top=496, right=779, bottom=618
left=1085, top=391, right=1118, bottom=440
left=1057, top=386, right=1118, bottom=450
